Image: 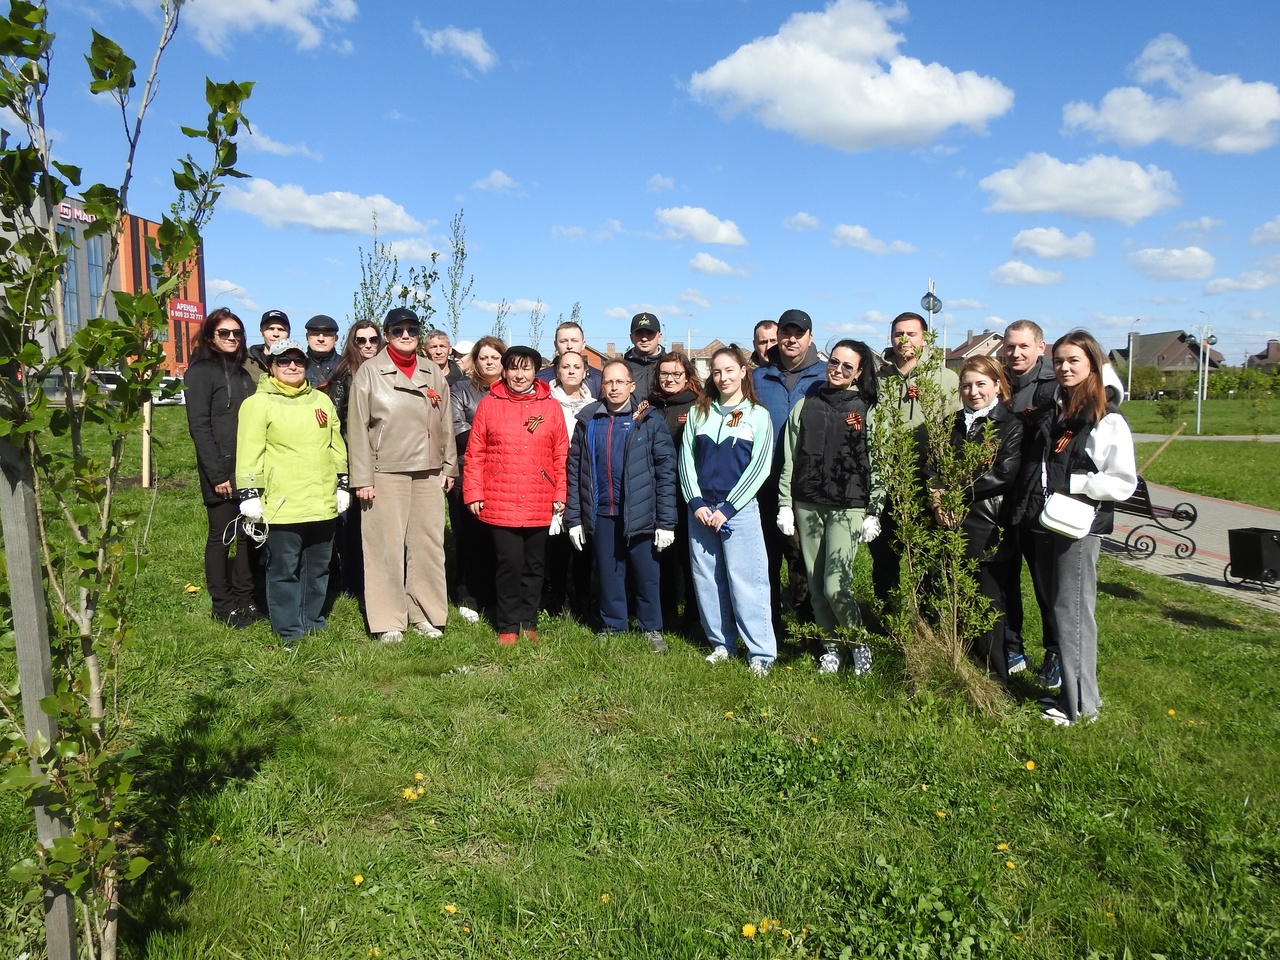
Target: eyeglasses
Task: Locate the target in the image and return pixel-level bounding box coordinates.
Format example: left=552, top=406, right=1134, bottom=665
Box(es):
left=827, top=359, right=859, bottom=375
left=388, top=325, right=420, bottom=339
left=273, top=357, right=307, bottom=369
left=309, top=331, right=336, bottom=338
left=354, top=336, right=380, bottom=345
left=602, top=379, right=634, bottom=388
left=658, top=371, right=686, bottom=380
left=214, top=328, right=243, bottom=340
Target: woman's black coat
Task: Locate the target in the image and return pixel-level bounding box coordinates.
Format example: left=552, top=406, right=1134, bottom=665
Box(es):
left=184, top=353, right=258, bottom=505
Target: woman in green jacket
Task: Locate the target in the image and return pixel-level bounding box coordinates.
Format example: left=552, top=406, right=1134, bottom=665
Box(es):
left=236, top=339, right=349, bottom=643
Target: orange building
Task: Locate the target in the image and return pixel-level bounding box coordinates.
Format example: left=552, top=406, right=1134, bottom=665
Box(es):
left=117, top=213, right=207, bottom=375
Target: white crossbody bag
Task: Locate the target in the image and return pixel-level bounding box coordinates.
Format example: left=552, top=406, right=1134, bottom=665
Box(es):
left=1038, top=459, right=1096, bottom=540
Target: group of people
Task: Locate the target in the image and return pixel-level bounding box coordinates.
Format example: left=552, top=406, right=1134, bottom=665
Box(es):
left=185, top=303, right=1136, bottom=727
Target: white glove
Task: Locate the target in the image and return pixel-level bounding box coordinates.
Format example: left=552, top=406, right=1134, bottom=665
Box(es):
left=776, top=506, right=795, bottom=537
left=654, top=529, right=675, bottom=552
left=239, top=498, right=264, bottom=522
left=336, top=489, right=351, bottom=514
left=569, top=525, right=586, bottom=551
left=548, top=512, right=564, bottom=536
left=860, top=515, right=881, bottom=543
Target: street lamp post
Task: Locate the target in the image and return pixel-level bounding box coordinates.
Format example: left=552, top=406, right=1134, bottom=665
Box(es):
left=1191, top=321, right=1217, bottom=435
left=1126, top=318, right=1140, bottom=401
left=921, top=279, right=943, bottom=355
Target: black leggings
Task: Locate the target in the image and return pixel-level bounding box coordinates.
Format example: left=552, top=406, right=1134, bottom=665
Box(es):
left=204, top=500, right=254, bottom=618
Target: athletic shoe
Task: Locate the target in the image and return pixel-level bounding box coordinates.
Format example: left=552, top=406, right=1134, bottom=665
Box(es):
left=522, top=629, right=539, bottom=644
left=458, top=606, right=480, bottom=624
left=850, top=644, right=873, bottom=677
left=378, top=630, right=404, bottom=644
left=1036, top=651, right=1062, bottom=689
left=413, top=622, right=443, bottom=639
left=818, top=652, right=841, bottom=675
left=749, top=658, right=771, bottom=677
left=593, top=631, right=614, bottom=645
left=1007, top=651, right=1029, bottom=675
left=497, top=632, right=518, bottom=647
left=705, top=646, right=731, bottom=665
left=239, top=603, right=267, bottom=623
left=1041, top=706, right=1072, bottom=726
left=1038, top=695, right=1059, bottom=707
left=645, top=631, right=668, bottom=653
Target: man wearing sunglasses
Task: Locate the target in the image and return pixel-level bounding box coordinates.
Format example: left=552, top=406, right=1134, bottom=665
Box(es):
left=752, top=308, right=825, bottom=639
left=304, top=314, right=341, bottom=387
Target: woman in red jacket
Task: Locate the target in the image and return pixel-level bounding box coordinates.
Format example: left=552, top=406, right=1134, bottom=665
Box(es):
left=463, top=346, right=569, bottom=645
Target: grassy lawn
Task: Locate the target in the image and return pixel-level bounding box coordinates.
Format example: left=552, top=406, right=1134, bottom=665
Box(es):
left=3, top=408, right=1279, bottom=958
left=1136, top=441, right=1280, bottom=510
left=1122, top=397, right=1280, bottom=437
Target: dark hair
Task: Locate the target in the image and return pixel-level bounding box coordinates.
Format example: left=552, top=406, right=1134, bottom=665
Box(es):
left=694, top=345, right=760, bottom=420
left=652, top=351, right=702, bottom=397
left=502, top=345, right=542, bottom=373
left=828, top=338, right=879, bottom=405
left=959, top=355, right=1011, bottom=403
left=467, top=336, right=507, bottom=390
left=333, top=320, right=381, bottom=383
left=1053, top=329, right=1108, bottom=424
left=1005, top=319, right=1044, bottom=343
left=554, top=321, right=584, bottom=338
left=891, top=311, right=928, bottom=334
left=197, top=307, right=246, bottom=367
left=555, top=350, right=586, bottom=372
left=753, top=319, right=778, bottom=337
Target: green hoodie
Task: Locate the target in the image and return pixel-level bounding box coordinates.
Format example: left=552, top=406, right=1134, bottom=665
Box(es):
left=235, top=376, right=348, bottom=524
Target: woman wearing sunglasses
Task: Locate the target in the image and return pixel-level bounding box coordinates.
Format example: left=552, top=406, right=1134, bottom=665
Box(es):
left=235, top=339, right=348, bottom=644
left=776, top=339, right=882, bottom=675
left=323, top=319, right=383, bottom=598
left=184, top=307, right=263, bottom=628
left=348, top=308, right=458, bottom=643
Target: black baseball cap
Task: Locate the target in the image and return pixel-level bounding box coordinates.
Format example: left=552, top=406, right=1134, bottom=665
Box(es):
left=260, top=309, right=290, bottom=332
left=777, top=309, right=812, bottom=334
left=631, top=312, right=661, bottom=334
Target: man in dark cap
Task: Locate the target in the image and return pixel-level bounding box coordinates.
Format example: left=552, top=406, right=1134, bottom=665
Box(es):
left=752, top=308, right=826, bottom=638
left=304, top=314, right=341, bottom=386
left=623, top=312, right=665, bottom=398
left=249, top=309, right=290, bottom=374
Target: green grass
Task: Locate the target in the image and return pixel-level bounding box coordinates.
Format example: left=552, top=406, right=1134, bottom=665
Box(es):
left=3, top=408, right=1279, bottom=959
left=1136, top=441, right=1280, bottom=510
left=1122, top=398, right=1280, bottom=437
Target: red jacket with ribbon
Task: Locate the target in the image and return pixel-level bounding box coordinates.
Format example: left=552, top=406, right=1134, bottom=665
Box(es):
left=462, top=379, right=569, bottom=527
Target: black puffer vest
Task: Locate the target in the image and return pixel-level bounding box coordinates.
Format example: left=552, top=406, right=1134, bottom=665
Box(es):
left=792, top=386, right=873, bottom=509
left=1014, top=404, right=1119, bottom=536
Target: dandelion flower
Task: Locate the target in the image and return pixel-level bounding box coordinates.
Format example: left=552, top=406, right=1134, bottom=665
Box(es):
left=601, top=894, right=611, bottom=903
left=810, top=737, right=818, bottom=744
left=463, top=925, right=471, bottom=933
left=184, top=583, right=200, bottom=593
left=211, top=834, right=221, bottom=843
left=920, top=784, right=928, bottom=792
left=402, top=788, right=416, bottom=800
left=725, top=711, right=734, bottom=718
left=415, top=786, right=425, bottom=796
left=781, top=929, right=791, bottom=937
left=414, top=772, right=424, bottom=782
left=996, top=843, right=1009, bottom=851
left=742, top=923, right=757, bottom=938
left=113, top=821, right=122, bottom=829
left=1105, top=911, right=1114, bottom=918
left=1005, top=861, right=1016, bottom=870
left=1025, top=760, right=1035, bottom=771
left=936, top=811, right=947, bottom=819
left=759, top=918, right=772, bottom=933
left=369, top=949, right=381, bottom=958
left=761, top=711, right=769, bottom=718
left=353, top=875, right=364, bottom=885
left=444, top=903, right=458, bottom=915
left=1168, top=709, right=1176, bottom=716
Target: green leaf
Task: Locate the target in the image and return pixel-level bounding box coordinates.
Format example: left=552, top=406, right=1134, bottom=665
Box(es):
left=123, top=856, right=151, bottom=881
left=85, top=29, right=137, bottom=96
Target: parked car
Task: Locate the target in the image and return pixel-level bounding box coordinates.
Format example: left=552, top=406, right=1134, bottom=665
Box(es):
left=153, top=376, right=186, bottom=406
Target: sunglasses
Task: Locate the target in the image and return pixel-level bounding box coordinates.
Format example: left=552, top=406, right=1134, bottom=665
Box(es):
left=273, top=356, right=308, bottom=369
left=827, top=359, right=859, bottom=375
left=388, top=325, right=420, bottom=339
left=354, top=335, right=381, bottom=345
left=215, top=328, right=243, bottom=340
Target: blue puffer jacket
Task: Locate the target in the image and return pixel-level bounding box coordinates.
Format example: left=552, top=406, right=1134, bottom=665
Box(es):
left=567, top=397, right=678, bottom=538
left=752, top=343, right=826, bottom=446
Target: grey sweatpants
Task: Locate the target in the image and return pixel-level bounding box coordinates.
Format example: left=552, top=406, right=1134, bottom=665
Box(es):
left=1035, top=531, right=1101, bottom=721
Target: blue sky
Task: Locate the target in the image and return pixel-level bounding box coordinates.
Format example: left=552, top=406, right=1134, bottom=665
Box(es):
left=35, top=0, right=1280, bottom=364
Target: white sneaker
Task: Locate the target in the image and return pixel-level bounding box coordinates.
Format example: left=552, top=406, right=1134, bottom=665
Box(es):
left=818, top=652, right=841, bottom=675
left=705, top=646, right=731, bottom=664
left=458, top=606, right=480, bottom=624
left=413, top=622, right=443, bottom=638
left=850, top=644, right=873, bottom=676
left=749, top=658, right=771, bottom=677
left=378, top=630, right=404, bottom=644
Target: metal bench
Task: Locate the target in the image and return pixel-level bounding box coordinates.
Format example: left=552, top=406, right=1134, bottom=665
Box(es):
left=1114, top=476, right=1197, bottom=559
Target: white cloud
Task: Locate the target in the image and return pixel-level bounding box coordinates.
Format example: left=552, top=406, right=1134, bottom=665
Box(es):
left=223, top=179, right=424, bottom=233
left=826, top=321, right=882, bottom=336
left=473, top=170, right=520, bottom=194
left=1063, top=34, right=1280, bottom=154
left=689, top=252, right=747, bottom=277
left=831, top=224, right=914, bottom=254
left=783, top=212, right=821, bottom=231
left=594, top=219, right=623, bottom=241
left=689, top=0, right=1013, bottom=152
left=980, top=153, right=1179, bottom=226
left=604, top=304, right=678, bottom=322
left=206, top=278, right=260, bottom=313
left=1206, top=259, right=1280, bottom=294
left=647, top=174, right=675, bottom=193
left=552, top=225, right=585, bottom=241
left=471, top=298, right=544, bottom=315
left=1251, top=215, right=1280, bottom=246
left=946, top=298, right=985, bottom=310
left=1174, top=216, right=1225, bottom=234
left=655, top=206, right=747, bottom=245
left=679, top=288, right=711, bottom=308
left=238, top=127, right=321, bottom=160
left=386, top=237, right=442, bottom=263
left=415, top=24, right=498, bottom=73
left=1011, top=227, right=1095, bottom=260
left=183, top=0, right=357, bottom=55
left=1126, top=246, right=1215, bottom=281
left=989, top=260, right=1064, bottom=286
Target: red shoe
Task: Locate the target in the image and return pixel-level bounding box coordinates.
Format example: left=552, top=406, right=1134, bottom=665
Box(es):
left=497, top=632, right=518, bottom=647
left=522, top=629, right=539, bottom=644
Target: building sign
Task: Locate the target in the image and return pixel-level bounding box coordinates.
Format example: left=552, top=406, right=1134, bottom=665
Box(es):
left=168, top=299, right=204, bottom=324
left=57, top=202, right=96, bottom=225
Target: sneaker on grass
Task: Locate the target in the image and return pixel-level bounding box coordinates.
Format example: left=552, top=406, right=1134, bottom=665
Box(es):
left=850, top=644, right=873, bottom=676
left=457, top=605, right=480, bottom=624
left=645, top=630, right=668, bottom=653
left=749, top=658, right=771, bottom=677
left=817, top=652, right=841, bottom=675
left=1007, top=651, right=1029, bottom=675
left=413, top=622, right=443, bottom=639
left=378, top=630, right=404, bottom=644
left=705, top=646, right=731, bottom=665
left=1036, top=651, right=1062, bottom=689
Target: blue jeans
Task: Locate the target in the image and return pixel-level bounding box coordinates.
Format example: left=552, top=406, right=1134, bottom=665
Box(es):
left=266, top=521, right=336, bottom=641
left=593, top=513, right=662, bottom=632
left=688, top=499, right=776, bottom=665
left=1034, top=531, right=1101, bottom=720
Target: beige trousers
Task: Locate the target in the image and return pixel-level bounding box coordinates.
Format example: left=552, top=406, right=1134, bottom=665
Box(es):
left=361, top=470, right=447, bottom=633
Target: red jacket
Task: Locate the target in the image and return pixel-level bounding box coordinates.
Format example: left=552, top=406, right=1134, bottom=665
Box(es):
left=462, top=379, right=569, bottom=527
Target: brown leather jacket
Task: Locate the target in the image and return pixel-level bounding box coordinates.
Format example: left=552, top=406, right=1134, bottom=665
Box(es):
left=348, top=348, right=458, bottom=488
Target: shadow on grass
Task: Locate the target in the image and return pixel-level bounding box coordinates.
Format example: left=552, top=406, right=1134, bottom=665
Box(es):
left=1099, top=580, right=1143, bottom=601
left=1162, top=605, right=1244, bottom=631
left=118, top=688, right=303, bottom=952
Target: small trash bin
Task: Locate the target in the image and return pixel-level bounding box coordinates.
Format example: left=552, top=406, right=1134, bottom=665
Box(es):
left=1226, top=528, right=1280, bottom=586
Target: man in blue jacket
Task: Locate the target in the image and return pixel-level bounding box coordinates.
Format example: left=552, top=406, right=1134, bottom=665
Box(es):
left=752, top=308, right=826, bottom=639
left=567, top=361, right=678, bottom=651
